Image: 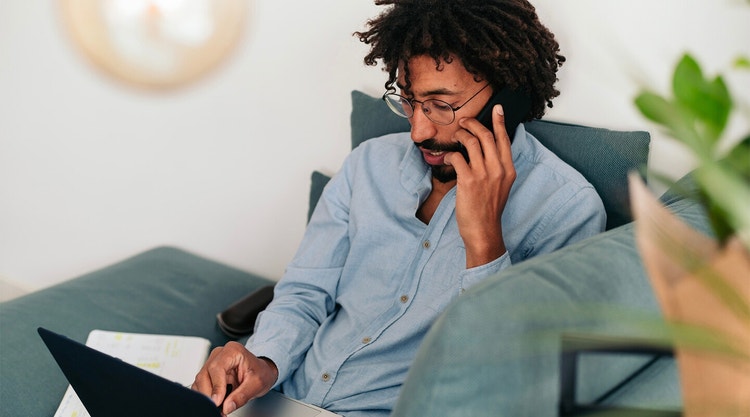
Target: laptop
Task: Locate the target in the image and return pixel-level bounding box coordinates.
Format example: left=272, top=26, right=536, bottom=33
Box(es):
left=38, top=327, right=340, bottom=417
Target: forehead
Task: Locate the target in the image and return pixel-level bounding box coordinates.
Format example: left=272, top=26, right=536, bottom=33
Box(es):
left=397, top=55, right=480, bottom=95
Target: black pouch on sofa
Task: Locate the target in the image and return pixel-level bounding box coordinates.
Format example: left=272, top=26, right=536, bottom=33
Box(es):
left=216, top=284, right=275, bottom=339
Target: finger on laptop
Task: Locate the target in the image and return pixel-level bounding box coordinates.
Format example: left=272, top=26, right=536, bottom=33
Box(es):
left=191, top=342, right=241, bottom=405
left=222, top=356, right=279, bottom=414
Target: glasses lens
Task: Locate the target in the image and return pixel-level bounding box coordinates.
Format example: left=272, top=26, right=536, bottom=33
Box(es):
left=422, top=100, right=455, bottom=125
left=384, top=94, right=412, bottom=118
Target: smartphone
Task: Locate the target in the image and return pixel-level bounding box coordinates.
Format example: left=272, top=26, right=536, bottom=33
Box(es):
left=459, top=87, right=532, bottom=162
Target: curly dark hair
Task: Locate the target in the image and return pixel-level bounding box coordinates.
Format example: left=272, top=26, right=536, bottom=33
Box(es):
left=354, top=0, right=565, bottom=120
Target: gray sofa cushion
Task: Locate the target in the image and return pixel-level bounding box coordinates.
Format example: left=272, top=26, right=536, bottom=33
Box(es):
left=0, top=247, right=274, bottom=417
left=348, top=90, right=651, bottom=230
left=350, top=90, right=412, bottom=151
left=308, top=170, right=331, bottom=223
left=524, top=120, right=650, bottom=230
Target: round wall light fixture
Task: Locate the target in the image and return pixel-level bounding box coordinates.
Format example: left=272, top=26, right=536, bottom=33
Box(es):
left=59, top=0, right=248, bottom=90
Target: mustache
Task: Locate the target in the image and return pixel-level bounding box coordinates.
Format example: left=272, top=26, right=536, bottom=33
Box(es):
left=415, top=139, right=463, bottom=153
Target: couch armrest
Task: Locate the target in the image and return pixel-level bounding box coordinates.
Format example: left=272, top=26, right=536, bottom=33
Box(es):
left=0, top=246, right=274, bottom=417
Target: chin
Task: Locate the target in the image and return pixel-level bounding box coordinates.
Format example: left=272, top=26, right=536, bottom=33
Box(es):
left=431, top=165, right=457, bottom=183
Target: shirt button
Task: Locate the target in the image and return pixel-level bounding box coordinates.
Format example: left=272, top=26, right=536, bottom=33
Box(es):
left=423, top=240, right=431, bottom=249
left=362, top=337, right=372, bottom=344
left=400, top=295, right=409, bottom=303
left=322, top=373, right=331, bottom=382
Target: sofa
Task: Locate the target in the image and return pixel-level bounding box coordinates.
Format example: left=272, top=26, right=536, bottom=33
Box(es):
left=0, top=90, right=708, bottom=417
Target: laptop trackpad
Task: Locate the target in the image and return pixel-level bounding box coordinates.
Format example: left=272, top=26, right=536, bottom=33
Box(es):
left=231, top=390, right=324, bottom=417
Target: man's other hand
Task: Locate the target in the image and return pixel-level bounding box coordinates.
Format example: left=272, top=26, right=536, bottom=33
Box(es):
left=191, top=341, right=279, bottom=416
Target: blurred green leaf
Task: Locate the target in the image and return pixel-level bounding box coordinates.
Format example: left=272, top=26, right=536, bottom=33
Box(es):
left=672, top=54, right=732, bottom=147
left=634, top=92, right=676, bottom=126
left=724, top=135, right=750, bottom=180
left=698, top=187, right=734, bottom=244
left=634, top=91, right=706, bottom=154
left=668, top=321, right=750, bottom=361
left=735, top=55, right=750, bottom=70
left=695, top=136, right=750, bottom=247
left=695, top=160, right=750, bottom=249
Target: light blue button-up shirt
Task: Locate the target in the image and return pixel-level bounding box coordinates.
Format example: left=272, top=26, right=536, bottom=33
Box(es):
left=247, top=124, right=606, bottom=417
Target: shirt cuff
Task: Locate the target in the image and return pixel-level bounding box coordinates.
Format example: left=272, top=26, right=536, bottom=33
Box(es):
left=245, top=341, right=289, bottom=390
left=459, top=251, right=511, bottom=294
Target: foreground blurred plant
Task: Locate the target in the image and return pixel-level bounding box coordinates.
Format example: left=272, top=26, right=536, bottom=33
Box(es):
left=632, top=52, right=750, bottom=416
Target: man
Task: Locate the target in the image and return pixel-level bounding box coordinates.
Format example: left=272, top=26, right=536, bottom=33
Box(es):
left=192, top=1, right=606, bottom=416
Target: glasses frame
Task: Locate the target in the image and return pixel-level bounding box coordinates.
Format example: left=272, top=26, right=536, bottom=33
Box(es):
left=382, top=83, right=491, bottom=125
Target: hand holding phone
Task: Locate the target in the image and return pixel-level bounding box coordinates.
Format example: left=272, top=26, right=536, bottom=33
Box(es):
left=452, top=88, right=530, bottom=268
left=459, top=87, right=531, bottom=162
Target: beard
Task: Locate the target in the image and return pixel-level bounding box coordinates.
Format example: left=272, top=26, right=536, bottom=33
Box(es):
left=416, top=139, right=461, bottom=183
left=430, top=165, right=457, bottom=183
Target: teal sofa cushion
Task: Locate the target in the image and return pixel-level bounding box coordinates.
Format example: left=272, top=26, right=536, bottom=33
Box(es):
left=351, top=90, right=412, bottom=150
left=524, top=121, right=650, bottom=230
left=0, top=247, right=274, bottom=417
left=308, top=170, right=331, bottom=223
left=347, top=90, right=650, bottom=230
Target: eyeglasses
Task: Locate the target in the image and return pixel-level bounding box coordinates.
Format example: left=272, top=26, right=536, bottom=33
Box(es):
left=382, top=83, right=490, bottom=125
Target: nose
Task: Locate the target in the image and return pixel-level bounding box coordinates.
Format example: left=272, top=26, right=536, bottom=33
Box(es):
left=409, top=105, right=437, bottom=144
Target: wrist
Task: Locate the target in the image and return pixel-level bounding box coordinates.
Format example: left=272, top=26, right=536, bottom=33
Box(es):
left=463, top=235, right=506, bottom=268
left=258, top=356, right=279, bottom=382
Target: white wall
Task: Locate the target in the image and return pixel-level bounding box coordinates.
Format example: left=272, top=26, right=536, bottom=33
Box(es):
left=1, top=0, right=748, bottom=291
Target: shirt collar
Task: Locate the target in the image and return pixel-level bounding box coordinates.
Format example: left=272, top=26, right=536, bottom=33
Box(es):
left=399, top=137, right=433, bottom=198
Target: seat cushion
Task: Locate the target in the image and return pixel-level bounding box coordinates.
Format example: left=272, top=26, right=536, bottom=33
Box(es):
left=0, top=246, right=274, bottom=417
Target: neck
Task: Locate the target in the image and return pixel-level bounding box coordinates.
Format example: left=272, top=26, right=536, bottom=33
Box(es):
left=416, top=177, right=455, bottom=224
left=431, top=177, right=456, bottom=194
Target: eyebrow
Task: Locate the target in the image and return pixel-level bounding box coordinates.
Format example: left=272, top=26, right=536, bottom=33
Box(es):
left=424, top=87, right=459, bottom=97
left=396, top=83, right=459, bottom=98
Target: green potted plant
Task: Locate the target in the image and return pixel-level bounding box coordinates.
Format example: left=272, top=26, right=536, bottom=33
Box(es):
left=630, top=51, right=750, bottom=416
